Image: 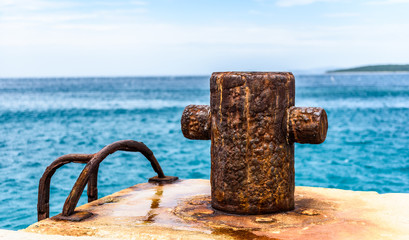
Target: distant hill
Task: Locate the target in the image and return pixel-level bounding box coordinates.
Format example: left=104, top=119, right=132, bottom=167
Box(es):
left=327, top=64, right=409, bottom=73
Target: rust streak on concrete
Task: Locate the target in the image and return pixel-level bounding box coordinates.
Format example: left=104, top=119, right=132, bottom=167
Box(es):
left=25, top=179, right=409, bottom=240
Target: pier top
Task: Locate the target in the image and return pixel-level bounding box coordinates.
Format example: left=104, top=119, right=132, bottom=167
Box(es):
left=25, top=179, right=409, bottom=240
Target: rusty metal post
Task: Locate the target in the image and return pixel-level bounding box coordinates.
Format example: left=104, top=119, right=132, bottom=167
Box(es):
left=181, top=72, right=328, bottom=214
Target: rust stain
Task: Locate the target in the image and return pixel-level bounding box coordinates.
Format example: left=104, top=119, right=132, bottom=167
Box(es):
left=143, top=187, right=163, bottom=223
left=245, top=80, right=251, bottom=214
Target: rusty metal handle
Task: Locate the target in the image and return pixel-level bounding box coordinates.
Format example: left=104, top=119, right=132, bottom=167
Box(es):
left=38, top=154, right=94, bottom=221
left=38, top=140, right=178, bottom=221
left=62, top=140, right=176, bottom=217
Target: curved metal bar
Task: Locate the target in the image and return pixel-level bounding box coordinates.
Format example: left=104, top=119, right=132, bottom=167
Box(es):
left=87, top=164, right=99, bottom=202
left=62, top=140, right=166, bottom=216
left=37, top=154, right=94, bottom=221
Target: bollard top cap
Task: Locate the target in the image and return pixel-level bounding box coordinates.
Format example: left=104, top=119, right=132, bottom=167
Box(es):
left=212, top=71, right=294, bottom=77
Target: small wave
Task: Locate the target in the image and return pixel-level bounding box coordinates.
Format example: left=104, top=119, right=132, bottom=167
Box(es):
left=344, top=140, right=373, bottom=145
left=0, top=99, right=207, bottom=111
left=297, top=97, right=409, bottom=109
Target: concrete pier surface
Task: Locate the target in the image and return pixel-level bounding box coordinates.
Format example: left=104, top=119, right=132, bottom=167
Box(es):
left=21, top=179, right=409, bottom=240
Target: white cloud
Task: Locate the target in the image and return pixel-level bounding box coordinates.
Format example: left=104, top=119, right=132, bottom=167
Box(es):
left=275, top=0, right=338, bottom=7
left=324, top=12, right=360, bottom=17
left=2, top=21, right=409, bottom=70
left=1, top=0, right=409, bottom=76
left=0, top=0, right=147, bottom=21
left=130, top=1, right=147, bottom=5
left=0, top=0, right=78, bottom=11
left=0, top=0, right=148, bottom=33
left=366, top=0, right=409, bottom=4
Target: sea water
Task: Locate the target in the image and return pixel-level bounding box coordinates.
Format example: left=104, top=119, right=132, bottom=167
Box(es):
left=0, top=73, right=408, bottom=230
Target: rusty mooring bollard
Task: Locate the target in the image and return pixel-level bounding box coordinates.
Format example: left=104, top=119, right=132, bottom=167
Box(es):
left=181, top=72, right=328, bottom=214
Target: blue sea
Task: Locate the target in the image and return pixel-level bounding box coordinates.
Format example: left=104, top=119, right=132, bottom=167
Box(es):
left=0, top=73, right=408, bottom=230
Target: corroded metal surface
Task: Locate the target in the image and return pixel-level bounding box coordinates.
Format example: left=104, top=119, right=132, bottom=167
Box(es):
left=181, top=105, right=211, bottom=140
left=181, top=72, right=328, bottom=214
left=26, top=180, right=409, bottom=240
left=38, top=140, right=177, bottom=221
left=173, top=195, right=335, bottom=230
left=210, top=72, right=295, bottom=214
left=288, top=107, right=328, bottom=144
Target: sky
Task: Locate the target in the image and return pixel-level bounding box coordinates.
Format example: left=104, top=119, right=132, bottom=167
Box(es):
left=1, top=0, right=409, bottom=77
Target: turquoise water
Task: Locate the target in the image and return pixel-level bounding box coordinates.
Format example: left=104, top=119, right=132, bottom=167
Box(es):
left=0, top=73, right=408, bottom=230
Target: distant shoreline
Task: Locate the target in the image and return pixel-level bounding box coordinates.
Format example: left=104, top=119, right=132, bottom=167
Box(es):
left=327, top=64, right=409, bottom=73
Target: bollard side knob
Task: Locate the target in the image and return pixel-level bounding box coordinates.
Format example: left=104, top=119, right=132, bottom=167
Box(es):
left=287, top=107, right=328, bottom=144
left=181, top=105, right=211, bottom=140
